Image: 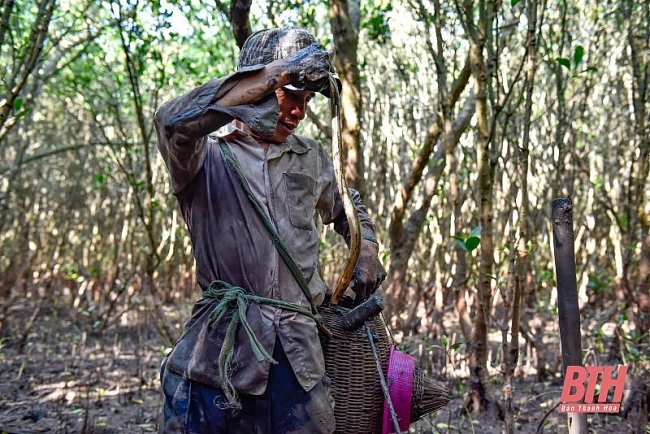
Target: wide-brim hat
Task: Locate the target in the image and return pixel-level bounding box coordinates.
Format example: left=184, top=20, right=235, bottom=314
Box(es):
left=237, top=26, right=342, bottom=98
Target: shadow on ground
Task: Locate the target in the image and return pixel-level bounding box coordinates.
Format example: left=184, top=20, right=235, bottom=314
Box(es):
left=0, top=299, right=636, bottom=433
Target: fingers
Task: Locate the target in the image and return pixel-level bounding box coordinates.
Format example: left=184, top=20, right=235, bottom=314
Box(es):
left=351, top=266, right=387, bottom=306
left=374, top=269, right=387, bottom=293
left=350, top=241, right=386, bottom=305
left=351, top=278, right=372, bottom=306
left=286, top=44, right=333, bottom=91
left=353, top=282, right=366, bottom=306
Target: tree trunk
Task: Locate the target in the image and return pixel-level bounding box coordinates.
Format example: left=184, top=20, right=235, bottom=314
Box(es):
left=622, top=0, right=650, bottom=337
left=329, top=0, right=363, bottom=193
left=462, top=0, right=497, bottom=414
left=229, top=0, right=253, bottom=49
left=552, top=197, right=589, bottom=434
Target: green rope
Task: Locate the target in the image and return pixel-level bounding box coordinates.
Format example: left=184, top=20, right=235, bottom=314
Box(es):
left=203, top=280, right=318, bottom=409
left=218, top=141, right=330, bottom=337
left=210, top=139, right=335, bottom=409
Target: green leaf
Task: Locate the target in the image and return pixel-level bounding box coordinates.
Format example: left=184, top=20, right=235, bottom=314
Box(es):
left=455, top=239, right=468, bottom=252
left=13, top=97, right=23, bottom=112
left=470, top=226, right=482, bottom=237
left=465, top=236, right=481, bottom=252
left=556, top=57, right=571, bottom=69
left=511, top=0, right=521, bottom=5
left=573, top=45, right=584, bottom=66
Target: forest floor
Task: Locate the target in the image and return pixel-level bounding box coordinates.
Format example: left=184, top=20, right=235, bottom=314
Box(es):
left=0, top=297, right=637, bottom=434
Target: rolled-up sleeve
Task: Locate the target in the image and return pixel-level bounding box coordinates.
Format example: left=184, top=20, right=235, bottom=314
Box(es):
left=154, top=66, right=277, bottom=194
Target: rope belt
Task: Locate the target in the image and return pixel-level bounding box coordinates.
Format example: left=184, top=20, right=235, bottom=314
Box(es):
left=203, top=279, right=320, bottom=409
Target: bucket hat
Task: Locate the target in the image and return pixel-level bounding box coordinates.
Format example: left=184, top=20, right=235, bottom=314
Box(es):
left=237, top=26, right=341, bottom=98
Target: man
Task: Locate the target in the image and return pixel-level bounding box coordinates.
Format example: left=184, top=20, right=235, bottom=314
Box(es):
left=155, top=26, right=386, bottom=433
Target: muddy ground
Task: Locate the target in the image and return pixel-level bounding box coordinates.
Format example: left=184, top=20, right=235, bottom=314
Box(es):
left=0, top=299, right=636, bottom=433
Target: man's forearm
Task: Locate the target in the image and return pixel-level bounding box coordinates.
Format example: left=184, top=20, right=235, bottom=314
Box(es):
left=332, top=188, right=379, bottom=246
left=156, top=61, right=292, bottom=145
left=215, top=61, right=292, bottom=107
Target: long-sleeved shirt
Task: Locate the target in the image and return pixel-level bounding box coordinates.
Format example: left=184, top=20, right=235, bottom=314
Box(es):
left=154, top=69, right=378, bottom=395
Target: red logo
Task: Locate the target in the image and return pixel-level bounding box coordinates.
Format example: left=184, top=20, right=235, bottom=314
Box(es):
left=558, top=365, right=627, bottom=413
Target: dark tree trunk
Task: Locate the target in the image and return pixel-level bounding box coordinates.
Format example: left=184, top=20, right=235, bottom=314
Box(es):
left=228, top=0, right=252, bottom=49
left=329, top=0, right=363, bottom=192
left=552, top=197, right=588, bottom=434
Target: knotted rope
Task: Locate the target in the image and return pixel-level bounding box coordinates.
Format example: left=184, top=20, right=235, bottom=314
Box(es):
left=218, top=141, right=330, bottom=335
left=203, top=280, right=320, bottom=409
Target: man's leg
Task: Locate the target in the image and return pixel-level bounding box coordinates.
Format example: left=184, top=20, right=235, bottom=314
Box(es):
left=159, top=358, right=229, bottom=434
left=159, top=358, right=190, bottom=434
left=268, top=341, right=336, bottom=434
left=158, top=341, right=335, bottom=434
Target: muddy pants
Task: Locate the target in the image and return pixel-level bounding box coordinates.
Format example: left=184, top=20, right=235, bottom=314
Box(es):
left=158, top=340, right=335, bottom=433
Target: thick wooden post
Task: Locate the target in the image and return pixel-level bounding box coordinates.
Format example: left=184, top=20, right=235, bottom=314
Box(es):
left=551, top=197, right=588, bottom=434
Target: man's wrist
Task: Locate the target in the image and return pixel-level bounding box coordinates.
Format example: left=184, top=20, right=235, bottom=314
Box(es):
left=266, top=59, right=292, bottom=87
left=361, top=227, right=378, bottom=246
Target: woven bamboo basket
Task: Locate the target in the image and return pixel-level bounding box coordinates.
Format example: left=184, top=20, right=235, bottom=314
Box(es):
left=319, top=297, right=451, bottom=433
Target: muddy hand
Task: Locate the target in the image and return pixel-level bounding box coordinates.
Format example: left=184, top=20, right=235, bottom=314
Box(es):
left=285, top=44, right=333, bottom=93
left=351, top=240, right=387, bottom=306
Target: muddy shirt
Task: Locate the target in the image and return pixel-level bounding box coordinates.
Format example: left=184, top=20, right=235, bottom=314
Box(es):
left=154, top=70, right=378, bottom=395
